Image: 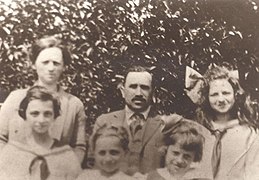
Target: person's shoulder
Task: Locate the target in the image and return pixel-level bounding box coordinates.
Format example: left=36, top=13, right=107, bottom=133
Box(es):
left=160, top=113, right=183, bottom=131
left=8, top=88, right=28, bottom=97
left=59, top=88, right=84, bottom=105
left=97, top=109, right=125, bottom=121
left=61, top=90, right=81, bottom=101
left=0, top=88, right=28, bottom=111
left=147, top=169, right=165, bottom=180
left=0, top=142, right=16, bottom=155
left=76, top=169, right=99, bottom=180
left=93, top=109, right=125, bottom=132
left=160, top=113, right=183, bottom=122
left=182, top=118, right=212, bottom=137
left=0, top=141, right=32, bottom=160
left=116, top=171, right=136, bottom=180
left=10, top=88, right=28, bottom=93
left=240, top=123, right=258, bottom=132
left=239, top=125, right=259, bottom=145
left=52, top=143, right=73, bottom=152
left=133, top=172, right=147, bottom=180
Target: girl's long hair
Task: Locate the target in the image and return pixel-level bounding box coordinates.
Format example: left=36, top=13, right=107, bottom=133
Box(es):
left=196, top=66, right=258, bottom=129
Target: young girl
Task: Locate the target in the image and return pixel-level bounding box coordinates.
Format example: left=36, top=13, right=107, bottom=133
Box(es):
left=76, top=124, right=135, bottom=180
left=195, top=65, right=259, bottom=179
left=146, top=120, right=208, bottom=180
left=0, top=86, right=82, bottom=180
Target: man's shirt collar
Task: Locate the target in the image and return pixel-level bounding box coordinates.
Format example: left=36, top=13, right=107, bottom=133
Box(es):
left=125, top=106, right=151, bottom=125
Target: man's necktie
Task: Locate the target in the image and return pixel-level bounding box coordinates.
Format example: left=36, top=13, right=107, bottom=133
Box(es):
left=130, top=113, right=144, bottom=139
left=211, top=129, right=227, bottom=178
left=128, top=113, right=144, bottom=174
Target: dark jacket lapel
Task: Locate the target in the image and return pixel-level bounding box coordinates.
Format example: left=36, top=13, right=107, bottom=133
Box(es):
left=111, top=109, right=126, bottom=126
left=141, top=108, right=162, bottom=147
left=142, top=117, right=161, bottom=147
left=112, top=107, right=162, bottom=148
left=111, top=109, right=132, bottom=142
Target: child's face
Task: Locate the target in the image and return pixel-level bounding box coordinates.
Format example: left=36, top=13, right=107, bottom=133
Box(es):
left=165, top=142, right=195, bottom=176
left=26, top=99, right=54, bottom=135
left=208, top=79, right=235, bottom=116
left=94, top=136, right=125, bottom=176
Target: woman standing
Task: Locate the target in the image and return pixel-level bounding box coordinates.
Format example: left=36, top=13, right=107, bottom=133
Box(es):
left=0, top=36, right=86, bottom=163
left=195, top=65, right=259, bottom=179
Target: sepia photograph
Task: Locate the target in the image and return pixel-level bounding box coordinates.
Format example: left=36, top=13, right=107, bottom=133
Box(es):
left=0, top=0, right=259, bottom=179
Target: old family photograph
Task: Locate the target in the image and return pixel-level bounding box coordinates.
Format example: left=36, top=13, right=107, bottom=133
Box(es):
left=0, top=0, right=259, bottom=179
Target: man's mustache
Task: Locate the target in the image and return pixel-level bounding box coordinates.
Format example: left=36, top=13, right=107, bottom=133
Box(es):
left=132, top=97, right=146, bottom=102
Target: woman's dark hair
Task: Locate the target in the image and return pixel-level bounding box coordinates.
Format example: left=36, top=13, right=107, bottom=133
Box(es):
left=19, top=86, right=60, bottom=120
left=163, top=120, right=204, bottom=163
left=196, top=65, right=258, bottom=129
left=91, top=124, right=129, bottom=152
left=30, top=35, right=71, bottom=65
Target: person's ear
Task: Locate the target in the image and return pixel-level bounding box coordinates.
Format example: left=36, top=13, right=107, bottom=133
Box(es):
left=62, top=64, right=67, bottom=72
left=118, top=83, right=125, bottom=98
left=32, top=63, right=36, bottom=70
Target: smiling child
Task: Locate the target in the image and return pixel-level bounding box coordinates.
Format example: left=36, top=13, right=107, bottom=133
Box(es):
left=77, top=124, right=135, bottom=180
left=146, top=120, right=206, bottom=180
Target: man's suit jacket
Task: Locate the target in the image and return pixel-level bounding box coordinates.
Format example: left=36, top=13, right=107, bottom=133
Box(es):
left=94, top=108, right=183, bottom=175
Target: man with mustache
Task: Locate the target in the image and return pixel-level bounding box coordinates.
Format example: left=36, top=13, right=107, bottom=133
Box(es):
left=92, top=66, right=182, bottom=175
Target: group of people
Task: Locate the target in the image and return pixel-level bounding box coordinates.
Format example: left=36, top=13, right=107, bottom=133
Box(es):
left=0, top=35, right=258, bottom=180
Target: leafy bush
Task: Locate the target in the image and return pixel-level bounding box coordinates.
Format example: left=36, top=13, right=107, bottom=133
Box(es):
left=0, top=0, right=259, bottom=132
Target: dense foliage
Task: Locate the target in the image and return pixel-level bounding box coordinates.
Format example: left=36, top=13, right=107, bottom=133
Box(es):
left=0, top=0, right=259, bottom=132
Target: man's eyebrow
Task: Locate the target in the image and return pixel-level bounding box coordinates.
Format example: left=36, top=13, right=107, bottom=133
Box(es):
left=129, top=83, right=137, bottom=86
left=140, top=84, right=150, bottom=88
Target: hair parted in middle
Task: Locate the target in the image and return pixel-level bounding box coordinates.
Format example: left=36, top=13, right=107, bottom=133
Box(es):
left=196, top=64, right=258, bottom=129
left=91, top=124, right=129, bottom=152
left=19, top=85, right=60, bottom=120
left=30, top=35, right=71, bottom=65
